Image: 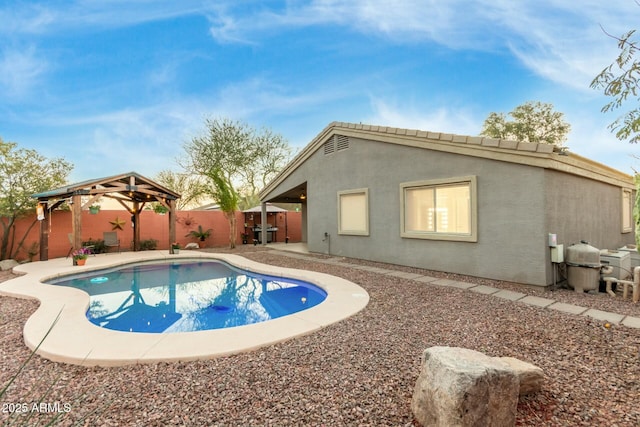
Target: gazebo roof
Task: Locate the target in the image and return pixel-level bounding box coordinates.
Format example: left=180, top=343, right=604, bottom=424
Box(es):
left=32, top=171, right=180, bottom=203
left=242, top=203, right=288, bottom=213
left=32, top=172, right=181, bottom=261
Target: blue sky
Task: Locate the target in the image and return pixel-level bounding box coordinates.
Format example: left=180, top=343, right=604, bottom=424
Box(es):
left=1, top=1, right=639, bottom=182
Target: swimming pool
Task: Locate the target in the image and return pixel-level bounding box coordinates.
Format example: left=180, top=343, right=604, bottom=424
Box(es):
left=1, top=252, right=369, bottom=366
left=47, top=260, right=327, bottom=333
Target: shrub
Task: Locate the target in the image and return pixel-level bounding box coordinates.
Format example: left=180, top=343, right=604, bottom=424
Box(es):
left=139, top=239, right=158, bottom=251
left=83, top=239, right=106, bottom=254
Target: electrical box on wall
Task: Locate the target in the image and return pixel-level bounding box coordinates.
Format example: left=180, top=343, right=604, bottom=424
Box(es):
left=548, top=233, right=558, bottom=247
left=551, top=244, right=564, bottom=263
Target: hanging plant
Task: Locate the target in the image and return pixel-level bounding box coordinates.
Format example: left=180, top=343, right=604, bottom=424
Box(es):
left=152, top=203, right=169, bottom=215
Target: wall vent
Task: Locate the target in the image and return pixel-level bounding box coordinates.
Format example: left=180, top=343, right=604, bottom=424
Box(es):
left=336, top=134, right=350, bottom=151
left=324, top=138, right=335, bottom=155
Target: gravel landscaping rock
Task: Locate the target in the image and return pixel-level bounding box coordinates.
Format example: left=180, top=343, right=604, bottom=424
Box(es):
left=1, top=250, right=640, bottom=426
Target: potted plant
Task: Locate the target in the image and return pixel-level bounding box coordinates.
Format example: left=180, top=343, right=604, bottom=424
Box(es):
left=89, top=204, right=101, bottom=214
left=241, top=233, right=250, bottom=244
left=171, top=242, right=181, bottom=254
left=152, top=203, right=169, bottom=215
left=72, top=248, right=90, bottom=266
left=186, top=225, right=212, bottom=242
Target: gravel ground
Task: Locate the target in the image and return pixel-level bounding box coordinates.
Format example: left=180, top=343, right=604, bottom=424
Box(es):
left=1, top=248, right=640, bottom=426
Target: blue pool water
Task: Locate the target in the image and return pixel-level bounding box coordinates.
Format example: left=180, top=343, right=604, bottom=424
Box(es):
left=46, top=260, right=327, bottom=333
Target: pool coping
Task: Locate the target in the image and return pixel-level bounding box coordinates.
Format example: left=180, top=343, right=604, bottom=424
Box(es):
left=0, top=251, right=370, bottom=367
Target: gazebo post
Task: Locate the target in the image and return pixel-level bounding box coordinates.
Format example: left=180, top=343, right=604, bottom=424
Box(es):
left=71, top=194, right=82, bottom=250
left=39, top=204, right=49, bottom=261
left=132, top=201, right=141, bottom=251
left=168, top=199, right=176, bottom=253
left=261, top=202, right=267, bottom=246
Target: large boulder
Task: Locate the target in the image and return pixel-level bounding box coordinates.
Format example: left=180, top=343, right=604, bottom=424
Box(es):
left=411, top=346, right=520, bottom=427
left=498, top=357, right=544, bottom=396
left=0, top=259, right=18, bottom=271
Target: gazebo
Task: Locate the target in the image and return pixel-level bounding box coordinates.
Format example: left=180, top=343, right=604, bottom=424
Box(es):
left=242, top=203, right=288, bottom=243
left=31, top=172, right=181, bottom=261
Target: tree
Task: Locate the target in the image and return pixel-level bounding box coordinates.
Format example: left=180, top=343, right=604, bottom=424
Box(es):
left=207, top=168, right=239, bottom=248
left=591, top=28, right=640, bottom=143
left=0, top=138, right=72, bottom=260
left=154, top=169, right=209, bottom=210
left=182, top=118, right=292, bottom=248
left=480, top=101, right=570, bottom=146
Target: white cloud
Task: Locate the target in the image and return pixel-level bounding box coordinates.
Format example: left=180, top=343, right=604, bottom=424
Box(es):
left=0, top=1, right=224, bottom=36
left=366, top=97, right=481, bottom=136
left=564, top=108, right=639, bottom=173
left=0, top=46, right=48, bottom=99
left=0, top=4, right=55, bottom=35
left=365, top=96, right=639, bottom=173
left=203, top=1, right=640, bottom=94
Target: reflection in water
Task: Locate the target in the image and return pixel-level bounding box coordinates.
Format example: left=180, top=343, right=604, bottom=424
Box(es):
left=48, top=260, right=326, bottom=333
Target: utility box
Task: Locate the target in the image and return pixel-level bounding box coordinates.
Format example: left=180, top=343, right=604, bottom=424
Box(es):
left=617, top=245, right=640, bottom=268
left=600, top=249, right=631, bottom=280
left=551, top=244, right=564, bottom=263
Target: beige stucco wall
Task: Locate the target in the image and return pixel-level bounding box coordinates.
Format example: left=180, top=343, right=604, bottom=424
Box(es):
left=543, top=169, right=635, bottom=284
left=263, top=133, right=634, bottom=287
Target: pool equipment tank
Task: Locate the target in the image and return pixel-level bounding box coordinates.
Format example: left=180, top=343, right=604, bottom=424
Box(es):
left=566, top=241, right=601, bottom=293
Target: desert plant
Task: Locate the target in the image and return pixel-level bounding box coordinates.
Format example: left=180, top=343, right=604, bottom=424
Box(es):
left=186, top=225, right=212, bottom=242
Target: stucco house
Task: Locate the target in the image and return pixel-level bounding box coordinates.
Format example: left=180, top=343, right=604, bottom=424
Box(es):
left=259, top=122, right=635, bottom=287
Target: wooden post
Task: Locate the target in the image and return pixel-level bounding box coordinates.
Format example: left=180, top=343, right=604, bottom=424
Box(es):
left=261, top=202, right=267, bottom=246
left=168, top=199, right=176, bottom=253
left=132, top=201, right=140, bottom=251
left=39, top=204, right=49, bottom=261
left=71, top=194, right=82, bottom=250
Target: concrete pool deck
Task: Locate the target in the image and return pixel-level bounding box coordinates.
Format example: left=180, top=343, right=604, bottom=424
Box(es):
left=0, top=251, right=369, bottom=366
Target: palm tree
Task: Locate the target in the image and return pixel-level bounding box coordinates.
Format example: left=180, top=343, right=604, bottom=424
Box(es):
left=207, top=169, right=239, bottom=249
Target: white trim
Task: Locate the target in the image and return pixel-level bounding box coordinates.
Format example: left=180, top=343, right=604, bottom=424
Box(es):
left=622, top=187, right=633, bottom=233
left=400, top=176, right=477, bottom=242
left=337, top=188, right=369, bottom=236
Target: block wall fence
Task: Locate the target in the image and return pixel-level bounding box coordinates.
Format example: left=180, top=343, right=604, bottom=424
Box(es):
left=9, top=209, right=302, bottom=261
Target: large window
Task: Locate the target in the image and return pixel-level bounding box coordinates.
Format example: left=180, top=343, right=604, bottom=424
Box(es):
left=622, top=188, right=633, bottom=233
left=400, top=176, right=477, bottom=242
left=338, top=188, right=369, bottom=236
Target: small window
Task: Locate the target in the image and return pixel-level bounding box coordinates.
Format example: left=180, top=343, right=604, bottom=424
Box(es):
left=338, top=188, right=369, bottom=236
left=622, top=188, right=633, bottom=233
left=400, top=176, right=477, bottom=242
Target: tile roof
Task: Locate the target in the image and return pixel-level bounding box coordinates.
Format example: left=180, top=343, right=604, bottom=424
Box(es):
left=260, top=121, right=634, bottom=199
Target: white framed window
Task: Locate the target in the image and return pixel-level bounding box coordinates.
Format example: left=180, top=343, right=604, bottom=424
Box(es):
left=622, top=188, right=633, bottom=233
left=338, top=188, right=369, bottom=236
left=400, top=176, right=477, bottom=242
